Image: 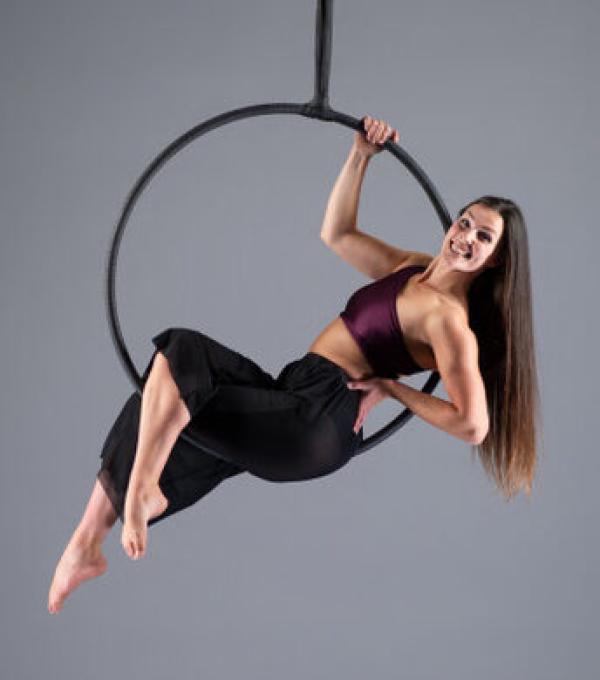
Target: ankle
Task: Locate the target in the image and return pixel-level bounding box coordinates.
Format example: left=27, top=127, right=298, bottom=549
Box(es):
left=71, top=526, right=106, bottom=551
left=127, top=477, right=161, bottom=497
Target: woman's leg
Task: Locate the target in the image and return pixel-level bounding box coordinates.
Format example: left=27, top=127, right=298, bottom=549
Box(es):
left=49, top=352, right=243, bottom=614
left=48, top=336, right=360, bottom=613
left=175, top=351, right=363, bottom=483
left=94, top=327, right=258, bottom=537
left=121, top=351, right=191, bottom=561
left=49, top=348, right=193, bottom=613
left=48, top=478, right=118, bottom=614
left=121, top=330, right=362, bottom=489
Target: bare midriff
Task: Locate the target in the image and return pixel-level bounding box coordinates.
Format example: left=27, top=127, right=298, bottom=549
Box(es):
left=307, top=262, right=442, bottom=380
left=307, top=317, right=382, bottom=380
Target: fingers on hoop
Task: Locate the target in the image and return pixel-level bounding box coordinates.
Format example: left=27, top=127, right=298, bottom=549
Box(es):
left=362, top=115, right=400, bottom=145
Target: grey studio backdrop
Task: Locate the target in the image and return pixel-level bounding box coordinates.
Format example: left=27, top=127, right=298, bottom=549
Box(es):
left=1, top=1, right=598, bottom=679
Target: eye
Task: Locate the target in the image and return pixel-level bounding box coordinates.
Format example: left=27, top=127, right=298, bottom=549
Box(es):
left=460, top=217, right=492, bottom=243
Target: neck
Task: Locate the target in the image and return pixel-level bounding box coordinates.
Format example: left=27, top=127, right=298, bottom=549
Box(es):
left=416, top=255, right=480, bottom=303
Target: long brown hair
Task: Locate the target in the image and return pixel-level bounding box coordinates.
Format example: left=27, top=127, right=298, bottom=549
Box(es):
left=458, top=195, right=541, bottom=500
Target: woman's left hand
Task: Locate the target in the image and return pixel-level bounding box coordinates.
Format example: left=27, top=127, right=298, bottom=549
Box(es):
left=346, top=377, right=394, bottom=433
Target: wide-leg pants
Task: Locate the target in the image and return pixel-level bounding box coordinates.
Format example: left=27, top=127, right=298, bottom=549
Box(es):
left=97, top=327, right=364, bottom=526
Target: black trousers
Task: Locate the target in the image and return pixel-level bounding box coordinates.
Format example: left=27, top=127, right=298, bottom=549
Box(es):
left=97, top=327, right=364, bottom=526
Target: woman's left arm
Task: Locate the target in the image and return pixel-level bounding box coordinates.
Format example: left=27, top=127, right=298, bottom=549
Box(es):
left=382, top=379, right=481, bottom=443
left=348, top=310, right=489, bottom=444
left=391, top=310, right=489, bottom=444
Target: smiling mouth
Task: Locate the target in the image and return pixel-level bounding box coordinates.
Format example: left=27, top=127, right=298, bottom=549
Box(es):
left=450, top=239, right=472, bottom=259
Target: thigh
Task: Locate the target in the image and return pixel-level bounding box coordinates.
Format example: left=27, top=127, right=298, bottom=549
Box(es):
left=185, top=383, right=308, bottom=481
left=142, top=327, right=278, bottom=418
left=186, top=361, right=361, bottom=483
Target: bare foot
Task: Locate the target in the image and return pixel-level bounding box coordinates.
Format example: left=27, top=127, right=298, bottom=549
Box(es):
left=48, top=537, right=108, bottom=614
left=121, top=483, right=169, bottom=560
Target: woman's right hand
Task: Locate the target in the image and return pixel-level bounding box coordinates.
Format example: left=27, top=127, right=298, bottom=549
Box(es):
left=353, top=115, right=400, bottom=158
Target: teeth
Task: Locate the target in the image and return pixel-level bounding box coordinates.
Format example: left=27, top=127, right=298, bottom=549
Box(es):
left=450, top=240, right=471, bottom=258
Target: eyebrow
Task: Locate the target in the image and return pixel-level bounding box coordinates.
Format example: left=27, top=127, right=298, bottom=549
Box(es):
left=465, top=209, right=498, bottom=236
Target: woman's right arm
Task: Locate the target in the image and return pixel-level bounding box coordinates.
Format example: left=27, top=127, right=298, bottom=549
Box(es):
left=320, top=116, right=392, bottom=243
left=320, top=117, right=426, bottom=280
left=319, top=145, right=372, bottom=244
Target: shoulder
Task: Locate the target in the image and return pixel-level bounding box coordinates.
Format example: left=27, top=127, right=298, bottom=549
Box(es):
left=423, top=305, right=477, bottom=361
left=422, top=304, right=488, bottom=438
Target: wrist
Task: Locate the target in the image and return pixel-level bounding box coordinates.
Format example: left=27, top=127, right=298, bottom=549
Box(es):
left=382, top=378, right=397, bottom=395
left=349, top=144, right=373, bottom=164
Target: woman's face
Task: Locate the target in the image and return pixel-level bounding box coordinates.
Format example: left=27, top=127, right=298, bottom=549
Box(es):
left=442, top=203, right=504, bottom=272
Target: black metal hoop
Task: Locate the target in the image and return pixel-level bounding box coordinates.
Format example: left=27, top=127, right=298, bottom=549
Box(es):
left=105, top=0, right=452, bottom=456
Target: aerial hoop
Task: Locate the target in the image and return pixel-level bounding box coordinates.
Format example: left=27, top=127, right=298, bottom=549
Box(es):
left=106, top=0, right=452, bottom=456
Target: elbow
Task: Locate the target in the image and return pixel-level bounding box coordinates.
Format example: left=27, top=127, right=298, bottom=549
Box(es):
left=321, top=232, right=341, bottom=252
left=455, top=403, right=489, bottom=445
left=465, top=420, right=489, bottom=446
left=320, top=230, right=340, bottom=246
left=321, top=225, right=355, bottom=245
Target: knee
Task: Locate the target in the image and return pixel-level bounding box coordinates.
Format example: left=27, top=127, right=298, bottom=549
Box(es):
left=144, top=353, right=192, bottom=427
left=146, top=352, right=177, bottom=392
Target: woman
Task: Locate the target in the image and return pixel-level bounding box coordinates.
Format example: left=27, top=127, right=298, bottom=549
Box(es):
left=48, top=116, right=540, bottom=613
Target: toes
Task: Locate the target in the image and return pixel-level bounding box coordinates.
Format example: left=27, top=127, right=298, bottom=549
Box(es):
left=133, top=534, right=145, bottom=559
left=122, top=529, right=146, bottom=560
left=121, top=533, right=134, bottom=559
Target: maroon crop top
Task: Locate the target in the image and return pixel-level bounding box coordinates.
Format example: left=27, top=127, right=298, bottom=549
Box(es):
left=339, top=264, right=427, bottom=378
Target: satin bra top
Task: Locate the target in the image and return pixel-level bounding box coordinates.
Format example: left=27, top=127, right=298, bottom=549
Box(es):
left=339, top=265, right=427, bottom=378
